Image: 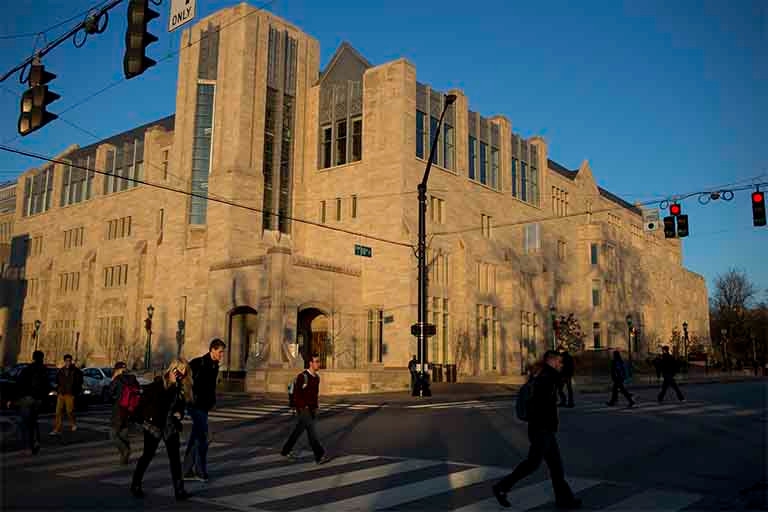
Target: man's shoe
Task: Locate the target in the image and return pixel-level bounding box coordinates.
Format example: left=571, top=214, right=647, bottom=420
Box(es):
left=556, top=498, right=582, bottom=509
left=492, top=483, right=511, bottom=508
left=627, top=402, right=636, bottom=408
left=316, top=455, right=331, bottom=465
left=183, top=471, right=197, bottom=481
left=175, top=489, right=190, bottom=501
left=48, top=431, right=60, bottom=436
left=129, top=484, right=144, bottom=498
left=282, top=451, right=298, bottom=460
left=199, top=472, right=209, bottom=483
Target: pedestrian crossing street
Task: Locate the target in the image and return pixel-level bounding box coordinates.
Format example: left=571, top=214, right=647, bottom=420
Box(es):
left=406, top=397, right=766, bottom=419
left=2, top=439, right=709, bottom=511
left=26, top=402, right=383, bottom=433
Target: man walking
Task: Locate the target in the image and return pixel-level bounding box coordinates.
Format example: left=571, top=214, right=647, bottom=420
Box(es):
left=657, top=346, right=685, bottom=403
left=281, top=353, right=330, bottom=465
left=109, top=361, right=140, bottom=464
left=8, top=351, right=49, bottom=455
left=557, top=345, right=575, bottom=408
left=408, top=355, right=418, bottom=394
left=50, top=354, right=83, bottom=436
left=183, top=338, right=226, bottom=482
left=606, top=351, right=635, bottom=407
left=492, top=350, right=582, bottom=509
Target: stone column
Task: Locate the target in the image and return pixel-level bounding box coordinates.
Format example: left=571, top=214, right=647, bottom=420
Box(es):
left=265, top=243, right=291, bottom=367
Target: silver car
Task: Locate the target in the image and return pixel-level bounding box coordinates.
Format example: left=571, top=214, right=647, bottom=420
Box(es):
left=82, top=367, right=151, bottom=402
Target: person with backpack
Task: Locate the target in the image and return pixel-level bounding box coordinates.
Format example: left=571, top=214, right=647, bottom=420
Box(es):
left=657, top=345, right=685, bottom=403
left=109, top=361, right=141, bottom=464
left=606, top=351, right=635, bottom=407
left=130, top=359, right=193, bottom=501
left=281, top=353, right=330, bottom=465
left=493, top=350, right=582, bottom=510
left=7, top=350, right=50, bottom=455
left=183, top=338, right=226, bottom=483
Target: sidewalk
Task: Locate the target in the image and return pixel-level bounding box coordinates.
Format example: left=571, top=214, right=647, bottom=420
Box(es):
left=219, top=372, right=765, bottom=404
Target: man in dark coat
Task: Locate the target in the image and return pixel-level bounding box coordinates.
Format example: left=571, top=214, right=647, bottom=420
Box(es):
left=557, top=345, right=575, bottom=408
left=183, top=338, right=226, bottom=482
left=657, top=346, right=685, bottom=402
left=8, top=351, right=50, bottom=455
left=492, top=350, right=582, bottom=509
left=408, top=355, right=418, bottom=394
left=281, top=353, right=329, bottom=465
left=606, top=350, right=635, bottom=407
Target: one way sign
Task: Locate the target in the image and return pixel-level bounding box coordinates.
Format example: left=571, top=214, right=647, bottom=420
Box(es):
left=169, top=0, right=196, bottom=32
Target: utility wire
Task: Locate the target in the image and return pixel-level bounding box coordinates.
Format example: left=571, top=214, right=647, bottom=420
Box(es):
left=0, top=0, right=110, bottom=41
left=0, top=143, right=414, bottom=249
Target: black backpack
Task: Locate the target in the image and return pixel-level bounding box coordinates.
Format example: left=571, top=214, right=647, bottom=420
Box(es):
left=515, top=377, right=536, bottom=422
left=288, top=370, right=309, bottom=408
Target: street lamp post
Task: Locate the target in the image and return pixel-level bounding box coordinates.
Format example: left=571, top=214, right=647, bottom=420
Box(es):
left=720, top=327, right=728, bottom=372
left=413, top=93, right=457, bottom=398
left=176, top=319, right=185, bottom=358
left=144, top=304, right=154, bottom=370
left=33, top=319, right=41, bottom=352
left=549, top=306, right=557, bottom=350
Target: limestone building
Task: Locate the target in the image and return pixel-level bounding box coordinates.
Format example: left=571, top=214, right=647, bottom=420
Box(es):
left=0, top=3, right=709, bottom=392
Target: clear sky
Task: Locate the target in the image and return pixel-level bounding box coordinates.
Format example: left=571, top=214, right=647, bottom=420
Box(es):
left=0, top=0, right=765, bottom=300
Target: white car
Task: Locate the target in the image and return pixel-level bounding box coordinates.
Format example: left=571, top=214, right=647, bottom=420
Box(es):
left=82, top=367, right=151, bottom=403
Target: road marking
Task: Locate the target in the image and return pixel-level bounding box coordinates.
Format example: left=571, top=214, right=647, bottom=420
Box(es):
left=453, top=477, right=601, bottom=512
left=207, top=458, right=440, bottom=507
left=407, top=400, right=483, bottom=409
left=602, top=488, right=702, bottom=511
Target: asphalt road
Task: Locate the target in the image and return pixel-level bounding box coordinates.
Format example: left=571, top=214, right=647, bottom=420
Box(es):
left=1, top=380, right=765, bottom=511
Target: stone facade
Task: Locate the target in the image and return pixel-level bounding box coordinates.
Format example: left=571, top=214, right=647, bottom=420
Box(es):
left=0, top=4, right=709, bottom=392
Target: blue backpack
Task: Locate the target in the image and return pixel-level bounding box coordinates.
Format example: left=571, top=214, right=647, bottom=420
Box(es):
left=515, top=377, right=536, bottom=422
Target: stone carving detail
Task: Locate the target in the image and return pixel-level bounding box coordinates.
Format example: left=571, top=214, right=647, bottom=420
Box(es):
left=210, top=257, right=265, bottom=271
left=292, top=256, right=361, bottom=276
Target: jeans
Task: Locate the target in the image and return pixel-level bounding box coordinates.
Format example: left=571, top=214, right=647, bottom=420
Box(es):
left=558, top=378, right=574, bottom=406
left=183, top=407, right=209, bottom=476
left=19, top=397, right=41, bottom=452
left=111, top=425, right=131, bottom=462
left=496, top=429, right=575, bottom=503
left=608, top=381, right=634, bottom=404
left=281, top=408, right=325, bottom=462
left=658, top=377, right=684, bottom=401
left=132, top=430, right=183, bottom=490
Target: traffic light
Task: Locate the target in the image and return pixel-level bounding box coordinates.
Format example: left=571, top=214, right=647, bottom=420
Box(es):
left=663, top=216, right=676, bottom=238
left=17, top=63, right=60, bottom=136
left=752, top=190, right=766, bottom=227
left=123, top=0, right=159, bottom=79
left=669, top=203, right=682, bottom=216
left=676, top=214, right=689, bottom=237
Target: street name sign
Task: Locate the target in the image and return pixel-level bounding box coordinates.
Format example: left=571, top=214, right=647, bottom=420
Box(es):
left=354, top=244, right=372, bottom=257
left=411, top=323, right=436, bottom=337
left=169, top=0, right=196, bottom=32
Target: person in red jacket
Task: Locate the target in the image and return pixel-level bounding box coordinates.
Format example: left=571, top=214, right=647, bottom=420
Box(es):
left=281, top=354, right=330, bottom=464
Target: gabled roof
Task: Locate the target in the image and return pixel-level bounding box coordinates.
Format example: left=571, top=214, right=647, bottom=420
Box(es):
left=68, top=114, right=175, bottom=159
left=598, top=187, right=642, bottom=215
left=318, top=42, right=372, bottom=84
left=547, top=159, right=577, bottom=180
left=548, top=158, right=641, bottom=216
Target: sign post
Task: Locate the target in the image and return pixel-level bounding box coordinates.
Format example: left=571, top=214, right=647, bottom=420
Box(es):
left=168, top=0, right=196, bottom=32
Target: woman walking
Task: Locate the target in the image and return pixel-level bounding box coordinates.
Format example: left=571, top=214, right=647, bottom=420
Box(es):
left=130, top=359, right=193, bottom=501
left=606, top=351, right=635, bottom=407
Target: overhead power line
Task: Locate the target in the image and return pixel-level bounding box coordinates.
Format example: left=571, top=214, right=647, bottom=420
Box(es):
left=0, top=143, right=414, bottom=249
left=0, top=0, right=111, bottom=41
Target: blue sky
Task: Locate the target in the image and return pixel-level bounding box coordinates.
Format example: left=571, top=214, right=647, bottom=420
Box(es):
left=0, top=0, right=765, bottom=300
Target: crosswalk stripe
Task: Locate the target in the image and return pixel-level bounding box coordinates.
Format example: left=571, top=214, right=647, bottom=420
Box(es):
left=664, top=405, right=735, bottom=415
left=207, top=458, right=441, bottom=507
left=602, top=488, right=702, bottom=511
left=3, top=440, right=116, bottom=467
left=292, top=465, right=509, bottom=511
left=63, top=446, right=244, bottom=478
left=207, top=411, right=269, bottom=420
left=408, top=400, right=483, bottom=409
left=162, top=454, right=379, bottom=495
left=452, top=477, right=602, bottom=512
left=28, top=452, right=130, bottom=472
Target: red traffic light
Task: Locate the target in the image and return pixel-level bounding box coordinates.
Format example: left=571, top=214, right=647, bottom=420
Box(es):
left=669, top=203, right=681, bottom=216
left=753, top=191, right=765, bottom=203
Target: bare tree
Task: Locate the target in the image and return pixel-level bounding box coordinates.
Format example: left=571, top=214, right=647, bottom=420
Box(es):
left=710, top=269, right=759, bottom=363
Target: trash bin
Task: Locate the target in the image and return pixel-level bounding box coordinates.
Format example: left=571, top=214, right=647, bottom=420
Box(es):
left=445, top=364, right=457, bottom=383
left=431, top=363, right=443, bottom=383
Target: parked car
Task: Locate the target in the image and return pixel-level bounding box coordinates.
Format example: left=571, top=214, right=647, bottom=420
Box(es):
left=82, top=367, right=151, bottom=403
left=0, top=363, right=92, bottom=411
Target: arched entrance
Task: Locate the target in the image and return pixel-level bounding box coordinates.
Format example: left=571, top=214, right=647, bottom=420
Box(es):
left=227, top=306, right=258, bottom=377
left=297, top=308, right=330, bottom=369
